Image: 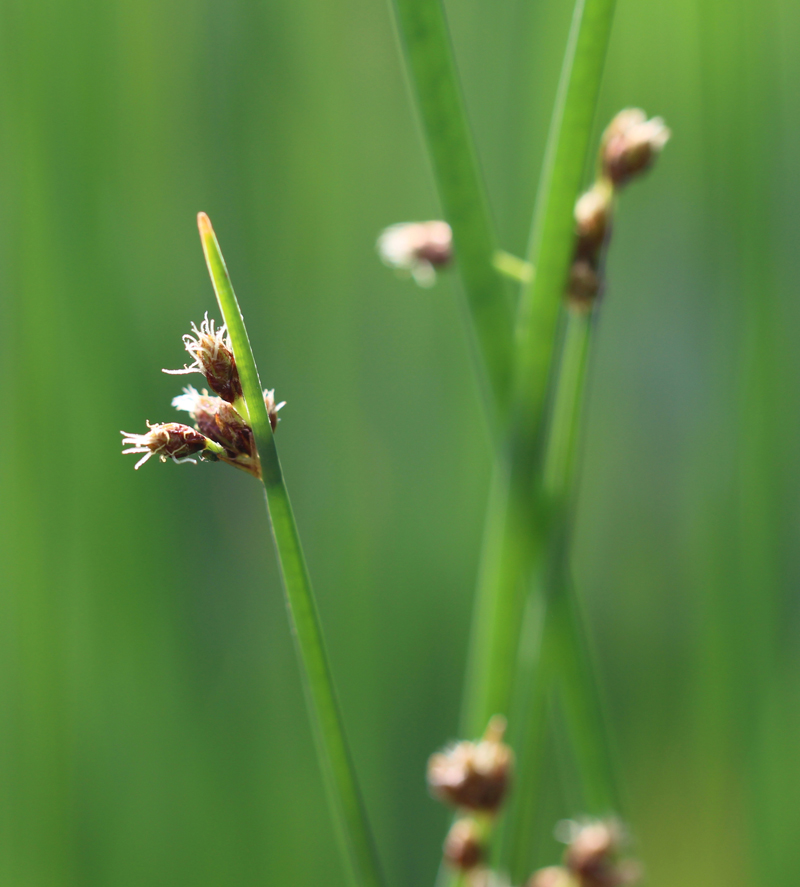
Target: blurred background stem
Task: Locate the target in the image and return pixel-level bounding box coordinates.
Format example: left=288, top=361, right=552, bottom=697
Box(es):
left=389, top=0, right=617, bottom=739
left=461, top=0, right=616, bottom=738
left=388, top=0, right=619, bottom=882
left=389, top=0, right=514, bottom=420
left=498, top=312, right=618, bottom=879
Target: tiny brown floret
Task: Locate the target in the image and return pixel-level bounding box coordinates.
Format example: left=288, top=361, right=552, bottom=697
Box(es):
left=264, top=388, right=286, bottom=432
left=120, top=422, right=214, bottom=470
left=172, top=386, right=260, bottom=477
left=566, top=259, right=602, bottom=312
left=564, top=819, right=619, bottom=880
left=562, top=819, right=639, bottom=887
left=574, top=180, right=614, bottom=255
left=600, top=109, right=670, bottom=189
left=565, top=109, right=669, bottom=312
left=164, top=313, right=243, bottom=403
left=377, top=220, right=453, bottom=287
left=427, top=716, right=513, bottom=812
left=443, top=818, right=484, bottom=871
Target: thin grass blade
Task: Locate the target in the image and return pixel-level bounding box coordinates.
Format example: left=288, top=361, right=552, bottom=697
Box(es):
left=197, top=213, right=385, bottom=887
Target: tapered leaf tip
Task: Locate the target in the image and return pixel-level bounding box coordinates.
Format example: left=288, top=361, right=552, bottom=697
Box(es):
left=197, top=211, right=213, bottom=238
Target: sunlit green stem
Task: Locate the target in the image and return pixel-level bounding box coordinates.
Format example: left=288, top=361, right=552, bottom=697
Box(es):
left=202, top=439, right=226, bottom=457
left=516, top=0, right=616, bottom=412
left=197, top=213, right=385, bottom=887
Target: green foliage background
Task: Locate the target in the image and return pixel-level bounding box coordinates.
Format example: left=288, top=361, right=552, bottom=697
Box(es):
left=1, top=0, right=798, bottom=884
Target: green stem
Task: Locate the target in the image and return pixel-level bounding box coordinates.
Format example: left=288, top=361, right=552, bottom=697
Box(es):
left=501, top=313, right=617, bottom=877
left=543, top=310, right=592, bottom=499
left=460, top=454, right=546, bottom=736
left=387, top=0, right=619, bottom=879
left=550, top=576, right=618, bottom=815
left=493, top=250, right=534, bottom=285
left=197, top=213, right=385, bottom=887
left=460, top=0, right=616, bottom=736
left=515, top=0, right=615, bottom=422
left=497, top=603, right=554, bottom=879
left=389, top=0, right=514, bottom=417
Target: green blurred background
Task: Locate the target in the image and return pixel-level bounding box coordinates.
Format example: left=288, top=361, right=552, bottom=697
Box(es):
left=1, top=0, right=798, bottom=884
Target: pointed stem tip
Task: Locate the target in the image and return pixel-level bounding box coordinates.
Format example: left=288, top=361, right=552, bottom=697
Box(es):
left=197, top=211, right=213, bottom=238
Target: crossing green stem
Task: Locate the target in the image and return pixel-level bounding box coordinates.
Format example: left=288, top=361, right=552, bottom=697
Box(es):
left=461, top=0, right=616, bottom=735
left=501, top=313, right=618, bottom=878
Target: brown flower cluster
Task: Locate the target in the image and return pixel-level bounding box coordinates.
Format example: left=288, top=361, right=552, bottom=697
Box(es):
left=428, top=716, right=513, bottom=813
left=377, top=220, right=453, bottom=287
left=120, top=422, right=221, bottom=470
left=424, top=726, right=640, bottom=887
left=427, top=717, right=513, bottom=882
left=567, top=109, right=670, bottom=312
left=526, top=820, right=641, bottom=887
left=121, top=314, right=284, bottom=477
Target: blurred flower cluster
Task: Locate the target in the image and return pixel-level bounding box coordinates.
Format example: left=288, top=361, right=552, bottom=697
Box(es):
left=568, top=109, right=670, bottom=311
left=426, top=720, right=640, bottom=887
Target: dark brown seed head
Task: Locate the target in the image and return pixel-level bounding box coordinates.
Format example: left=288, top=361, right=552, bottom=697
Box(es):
left=264, top=389, right=286, bottom=432
left=427, top=716, right=513, bottom=812
left=563, top=820, right=632, bottom=887
left=600, top=109, right=670, bottom=189
left=377, top=220, right=453, bottom=287
left=574, top=180, right=614, bottom=258
left=566, top=259, right=602, bottom=312
left=171, top=387, right=260, bottom=477
left=443, top=818, right=484, bottom=871
left=121, top=422, right=213, bottom=470
left=164, top=314, right=243, bottom=403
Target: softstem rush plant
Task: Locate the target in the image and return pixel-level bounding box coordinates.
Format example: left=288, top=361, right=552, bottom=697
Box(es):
left=414, top=118, right=666, bottom=885
left=385, top=0, right=669, bottom=883
left=387, top=0, right=617, bottom=808
left=122, top=214, right=385, bottom=887
left=120, top=6, right=669, bottom=887
left=387, top=0, right=619, bottom=777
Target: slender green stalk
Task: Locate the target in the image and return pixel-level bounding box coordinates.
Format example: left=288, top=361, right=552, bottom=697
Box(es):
left=389, top=0, right=514, bottom=417
left=515, top=0, right=616, bottom=420
left=497, top=622, right=554, bottom=879
left=459, top=1, right=618, bottom=873
left=461, top=0, right=616, bottom=736
left=197, top=213, right=385, bottom=887
left=551, top=579, right=618, bottom=814
left=542, top=312, right=592, bottom=499
left=460, top=453, right=546, bottom=736
left=461, top=316, right=590, bottom=737
left=542, top=321, right=604, bottom=803
left=387, top=1, right=618, bottom=880
left=493, top=250, right=534, bottom=285
left=501, top=313, right=617, bottom=880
